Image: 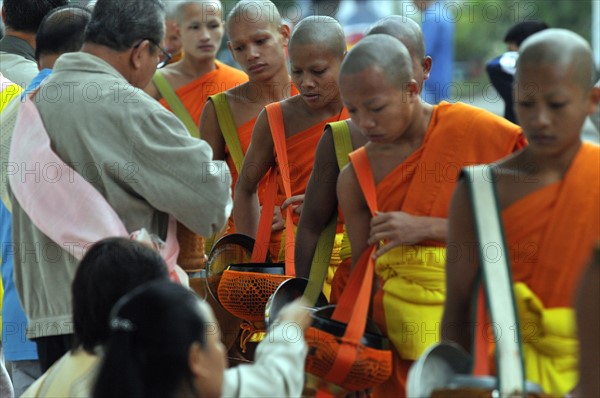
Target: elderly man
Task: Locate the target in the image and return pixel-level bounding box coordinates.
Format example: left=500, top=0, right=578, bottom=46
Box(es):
left=8, top=0, right=231, bottom=372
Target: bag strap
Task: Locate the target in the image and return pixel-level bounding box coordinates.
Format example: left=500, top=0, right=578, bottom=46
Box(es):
left=208, top=93, right=245, bottom=173
left=461, top=165, right=525, bottom=396
left=303, top=121, right=353, bottom=305
left=330, top=120, right=353, bottom=170
left=152, top=71, right=199, bottom=138
left=322, top=147, right=378, bottom=386
left=250, top=103, right=295, bottom=276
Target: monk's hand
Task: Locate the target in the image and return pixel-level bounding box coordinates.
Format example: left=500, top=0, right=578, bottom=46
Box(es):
left=368, top=211, right=426, bottom=258
left=281, top=194, right=305, bottom=215
left=272, top=206, right=284, bottom=231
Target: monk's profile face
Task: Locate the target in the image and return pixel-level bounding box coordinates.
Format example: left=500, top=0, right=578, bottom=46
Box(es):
left=179, top=3, right=224, bottom=62
left=514, top=62, right=597, bottom=155
left=289, top=43, right=343, bottom=110
left=340, top=65, right=418, bottom=144
left=227, top=18, right=289, bottom=81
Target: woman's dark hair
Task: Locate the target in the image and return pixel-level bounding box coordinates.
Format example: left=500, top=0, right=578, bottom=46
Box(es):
left=93, top=280, right=209, bottom=398
left=72, top=237, right=169, bottom=353
left=84, top=0, right=165, bottom=52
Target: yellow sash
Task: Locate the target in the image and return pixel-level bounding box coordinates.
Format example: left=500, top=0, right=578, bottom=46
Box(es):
left=376, top=245, right=446, bottom=360
left=514, top=282, right=578, bottom=396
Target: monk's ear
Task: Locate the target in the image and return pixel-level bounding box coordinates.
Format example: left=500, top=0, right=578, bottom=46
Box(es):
left=586, top=86, right=600, bottom=115
left=279, top=23, right=291, bottom=47
left=422, top=56, right=432, bottom=81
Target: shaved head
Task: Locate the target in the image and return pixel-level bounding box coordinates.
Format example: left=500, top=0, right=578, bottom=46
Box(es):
left=172, top=0, right=223, bottom=24
left=366, top=16, right=425, bottom=61
left=341, top=34, right=413, bottom=90
left=517, top=29, right=596, bottom=92
left=289, top=15, right=346, bottom=58
left=226, top=0, right=282, bottom=32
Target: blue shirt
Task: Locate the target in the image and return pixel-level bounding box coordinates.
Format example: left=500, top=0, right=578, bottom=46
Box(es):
left=21, top=68, right=52, bottom=100
left=420, top=2, right=455, bottom=104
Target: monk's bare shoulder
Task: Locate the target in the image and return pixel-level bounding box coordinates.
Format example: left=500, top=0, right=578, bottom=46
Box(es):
left=347, top=119, right=368, bottom=149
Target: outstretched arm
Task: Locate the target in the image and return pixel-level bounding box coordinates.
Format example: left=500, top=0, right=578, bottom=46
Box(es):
left=233, top=109, right=275, bottom=238
left=337, top=163, right=371, bottom=270
left=200, top=99, right=227, bottom=161
left=441, top=180, right=480, bottom=353
left=294, top=127, right=340, bottom=277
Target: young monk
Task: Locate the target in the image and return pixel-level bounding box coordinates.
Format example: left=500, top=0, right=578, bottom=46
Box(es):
left=442, top=29, right=600, bottom=397
left=336, top=35, right=526, bottom=397
left=200, top=0, right=294, bottom=255
left=293, top=16, right=432, bottom=302
left=233, top=16, right=348, bottom=264
left=144, top=0, right=248, bottom=271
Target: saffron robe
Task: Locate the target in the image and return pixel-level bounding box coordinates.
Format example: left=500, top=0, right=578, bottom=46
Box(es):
left=502, top=142, right=600, bottom=396
left=350, top=101, right=526, bottom=397
left=158, top=60, right=247, bottom=125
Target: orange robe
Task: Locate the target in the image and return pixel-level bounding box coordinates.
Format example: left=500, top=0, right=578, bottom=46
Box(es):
left=158, top=61, right=247, bottom=270
left=221, top=86, right=299, bottom=256
left=501, top=143, right=599, bottom=394
left=267, top=101, right=349, bottom=262
left=269, top=102, right=349, bottom=226
left=503, top=143, right=599, bottom=308
left=159, top=61, right=248, bottom=125
left=350, top=101, right=526, bottom=397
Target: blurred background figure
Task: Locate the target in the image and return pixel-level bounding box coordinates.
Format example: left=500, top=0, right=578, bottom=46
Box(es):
left=486, top=20, right=548, bottom=124
left=336, top=0, right=385, bottom=48
left=413, top=0, right=454, bottom=104
left=164, top=2, right=184, bottom=65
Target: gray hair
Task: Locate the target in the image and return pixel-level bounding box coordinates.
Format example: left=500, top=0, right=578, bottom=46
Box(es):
left=84, top=0, right=166, bottom=52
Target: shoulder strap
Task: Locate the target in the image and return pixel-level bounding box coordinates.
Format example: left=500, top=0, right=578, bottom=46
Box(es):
left=461, top=165, right=525, bottom=396
left=208, top=93, right=245, bottom=173
left=152, top=72, right=199, bottom=138
left=323, top=145, right=378, bottom=386
left=250, top=103, right=295, bottom=276
left=266, top=103, right=295, bottom=276
left=348, top=147, right=378, bottom=216
left=303, top=215, right=337, bottom=305
left=329, top=120, right=353, bottom=170
left=303, top=121, right=351, bottom=305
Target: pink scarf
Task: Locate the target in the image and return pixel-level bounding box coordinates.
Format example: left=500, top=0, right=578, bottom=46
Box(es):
left=9, top=96, right=182, bottom=282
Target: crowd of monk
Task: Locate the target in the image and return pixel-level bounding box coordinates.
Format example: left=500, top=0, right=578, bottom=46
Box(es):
left=0, top=0, right=598, bottom=397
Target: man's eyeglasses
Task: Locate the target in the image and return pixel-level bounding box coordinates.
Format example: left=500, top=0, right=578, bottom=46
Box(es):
left=134, top=38, right=172, bottom=69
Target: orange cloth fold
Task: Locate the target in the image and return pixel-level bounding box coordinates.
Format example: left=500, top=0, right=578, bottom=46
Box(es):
left=159, top=61, right=247, bottom=125
left=268, top=102, right=349, bottom=226
left=349, top=102, right=524, bottom=398
left=497, top=143, right=599, bottom=395
left=503, top=142, right=600, bottom=308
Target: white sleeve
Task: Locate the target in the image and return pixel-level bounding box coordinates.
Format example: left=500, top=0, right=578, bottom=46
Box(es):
left=221, top=322, right=307, bottom=397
